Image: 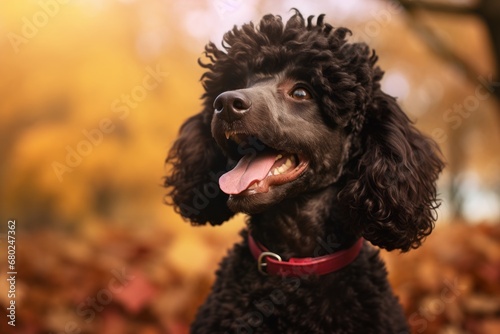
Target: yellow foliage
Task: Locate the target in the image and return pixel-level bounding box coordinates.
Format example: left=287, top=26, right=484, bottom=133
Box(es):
left=0, top=0, right=207, bottom=231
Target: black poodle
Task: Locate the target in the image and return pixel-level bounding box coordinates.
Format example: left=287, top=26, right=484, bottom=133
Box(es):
left=165, top=10, right=444, bottom=333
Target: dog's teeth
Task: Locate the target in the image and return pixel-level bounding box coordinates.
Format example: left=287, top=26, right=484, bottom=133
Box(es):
left=225, top=132, right=230, bottom=140
left=285, top=158, right=292, bottom=167
left=275, top=154, right=283, bottom=161
left=272, top=169, right=279, bottom=175
left=277, top=166, right=285, bottom=173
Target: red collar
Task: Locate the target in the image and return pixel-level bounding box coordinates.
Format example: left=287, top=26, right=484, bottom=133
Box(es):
left=248, top=234, right=363, bottom=277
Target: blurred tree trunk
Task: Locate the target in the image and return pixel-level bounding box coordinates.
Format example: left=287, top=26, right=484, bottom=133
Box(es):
left=396, top=0, right=500, bottom=220
left=0, top=100, right=68, bottom=224
left=447, top=124, right=466, bottom=221
left=397, top=0, right=500, bottom=98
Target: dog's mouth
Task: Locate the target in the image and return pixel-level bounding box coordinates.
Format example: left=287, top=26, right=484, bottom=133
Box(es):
left=218, top=132, right=309, bottom=196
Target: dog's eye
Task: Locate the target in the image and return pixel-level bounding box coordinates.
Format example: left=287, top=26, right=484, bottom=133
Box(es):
left=290, top=87, right=311, bottom=100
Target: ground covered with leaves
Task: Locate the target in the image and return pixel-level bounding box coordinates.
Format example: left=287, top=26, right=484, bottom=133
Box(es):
left=1, top=222, right=499, bottom=334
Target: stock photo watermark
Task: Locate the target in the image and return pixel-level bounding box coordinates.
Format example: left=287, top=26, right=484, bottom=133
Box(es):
left=5, top=219, right=17, bottom=327
left=51, top=64, right=168, bottom=182
left=408, top=277, right=464, bottom=333
left=6, top=0, right=71, bottom=54
left=432, top=74, right=500, bottom=144
left=355, top=0, right=406, bottom=43
left=50, top=267, right=135, bottom=334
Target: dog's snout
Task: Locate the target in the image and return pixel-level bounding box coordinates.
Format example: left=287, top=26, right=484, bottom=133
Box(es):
left=213, top=91, right=251, bottom=122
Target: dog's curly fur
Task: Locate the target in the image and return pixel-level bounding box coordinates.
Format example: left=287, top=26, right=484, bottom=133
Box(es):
left=165, top=10, right=444, bottom=333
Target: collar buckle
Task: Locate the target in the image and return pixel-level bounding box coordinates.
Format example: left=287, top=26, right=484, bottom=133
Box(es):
left=257, top=251, right=282, bottom=275
left=248, top=232, right=364, bottom=277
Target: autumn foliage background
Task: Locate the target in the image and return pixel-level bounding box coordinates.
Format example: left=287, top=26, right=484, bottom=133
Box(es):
left=0, top=1, right=499, bottom=333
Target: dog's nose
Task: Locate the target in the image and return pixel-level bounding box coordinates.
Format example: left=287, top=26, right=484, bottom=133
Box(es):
left=213, top=91, right=251, bottom=122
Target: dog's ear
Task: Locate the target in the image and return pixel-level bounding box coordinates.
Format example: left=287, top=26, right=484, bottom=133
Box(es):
left=339, top=91, right=444, bottom=251
left=164, top=111, right=234, bottom=225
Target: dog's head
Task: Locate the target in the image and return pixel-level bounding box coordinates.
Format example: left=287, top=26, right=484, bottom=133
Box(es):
left=165, top=11, right=444, bottom=252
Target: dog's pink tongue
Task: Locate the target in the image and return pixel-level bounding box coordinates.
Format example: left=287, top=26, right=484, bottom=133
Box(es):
left=219, top=152, right=276, bottom=195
